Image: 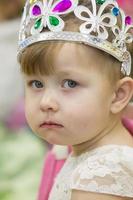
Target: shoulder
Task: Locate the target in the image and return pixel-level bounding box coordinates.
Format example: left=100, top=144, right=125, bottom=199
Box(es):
left=70, top=145, right=133, bottom=198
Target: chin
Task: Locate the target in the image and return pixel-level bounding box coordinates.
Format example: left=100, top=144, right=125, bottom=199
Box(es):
left=38, top=134, right=61, bottom=145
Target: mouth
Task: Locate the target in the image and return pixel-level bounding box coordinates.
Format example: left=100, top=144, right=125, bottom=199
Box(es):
left=40, top=121, right=64, bottom=129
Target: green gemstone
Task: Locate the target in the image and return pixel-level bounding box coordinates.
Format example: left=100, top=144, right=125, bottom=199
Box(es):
left=96, top=0, right=106, bottom=5
left=49, top=16, right=59, bottom=26
left=34, top=18, right=42, bottom=29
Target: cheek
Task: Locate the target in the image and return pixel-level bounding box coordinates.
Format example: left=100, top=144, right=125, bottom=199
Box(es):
left=64, top=94, right=110, bottom=130
left=25, top=102, right=32, bottom=127
left=24, top=96, right=36, bottom=127
left=64, top=98, right=94, bottom=126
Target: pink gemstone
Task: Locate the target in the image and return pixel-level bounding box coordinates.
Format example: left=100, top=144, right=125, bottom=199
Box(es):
left=125, top=16, right=132, bottom=25
left=32, top=5, right=41, bottom=16
left=52, top=0, right=72, bottom=13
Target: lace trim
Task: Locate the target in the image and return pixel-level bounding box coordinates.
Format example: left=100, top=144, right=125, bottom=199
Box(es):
left=71, top=146, right=133, bottom=197
left=49, top=145, right=133, bottom=200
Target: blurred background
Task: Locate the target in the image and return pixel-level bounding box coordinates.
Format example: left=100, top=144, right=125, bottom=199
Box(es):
left=0, top=1, right=49, bottom=200
left=0, top=0, right=132, bottom=200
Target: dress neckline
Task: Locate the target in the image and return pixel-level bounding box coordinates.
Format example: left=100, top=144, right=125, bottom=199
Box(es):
left=69, top=144, right=133, bottom=160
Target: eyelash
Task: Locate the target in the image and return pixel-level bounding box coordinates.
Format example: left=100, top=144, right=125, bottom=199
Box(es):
left=62, top=79, right=79, bottom=89
left=28, top=80, right=44, bottom=89
left=27, top=79, right=79, bottom=89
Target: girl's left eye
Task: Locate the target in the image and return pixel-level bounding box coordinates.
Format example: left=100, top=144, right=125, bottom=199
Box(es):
left=63, top=80, right=78, bottom=88
left=29, top=80, right=44, bottom=89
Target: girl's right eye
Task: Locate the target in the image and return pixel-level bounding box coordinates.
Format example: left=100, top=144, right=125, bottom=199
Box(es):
left=28, top=80, right=44, bottom=89
left=62, top=79, right=78, bottom=89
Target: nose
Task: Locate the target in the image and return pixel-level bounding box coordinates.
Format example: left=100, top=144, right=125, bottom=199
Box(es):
left=39, top=90, right=59, bottom=112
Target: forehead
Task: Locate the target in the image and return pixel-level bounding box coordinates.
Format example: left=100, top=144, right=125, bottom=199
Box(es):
left=54, top=42, right=101, bottom=73
left=20, top=41, right=110, bottom=78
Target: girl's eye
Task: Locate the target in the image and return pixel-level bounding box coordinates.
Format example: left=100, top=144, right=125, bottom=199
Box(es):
left=29, top=80, right=44, bottom=89
left=63, top=80, right=78, bottom=88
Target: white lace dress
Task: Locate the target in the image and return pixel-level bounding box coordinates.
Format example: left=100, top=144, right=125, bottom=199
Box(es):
left=48, top=145, right=133, bottom=200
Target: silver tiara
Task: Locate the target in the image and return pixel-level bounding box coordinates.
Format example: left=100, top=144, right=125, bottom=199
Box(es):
left=18, top=0, right=133, bottom=75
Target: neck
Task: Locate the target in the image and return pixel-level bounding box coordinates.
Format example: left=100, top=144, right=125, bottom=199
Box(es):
left=71, top=118, right=132, bottom=156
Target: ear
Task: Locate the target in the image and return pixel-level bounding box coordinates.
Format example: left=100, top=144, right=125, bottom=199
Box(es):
left=110, top=77, right=133, bottom=114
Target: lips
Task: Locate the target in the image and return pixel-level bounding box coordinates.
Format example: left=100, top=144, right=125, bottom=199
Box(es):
left=40, top=121, right=63, bottom=128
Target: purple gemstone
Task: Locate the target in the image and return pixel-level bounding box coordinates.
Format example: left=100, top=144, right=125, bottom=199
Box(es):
left=125, top=16, right=132, bottom=25
left=52, top=0, right=72, bottom=13
left=32, top=5, right=41, bottom=16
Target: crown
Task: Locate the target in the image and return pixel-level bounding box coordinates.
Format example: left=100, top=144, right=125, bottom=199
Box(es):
left=18, top=0, right=133, bottom=75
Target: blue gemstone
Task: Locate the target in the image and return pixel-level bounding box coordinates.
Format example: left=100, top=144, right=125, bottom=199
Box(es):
left=112, top=7, right=119, bottom=16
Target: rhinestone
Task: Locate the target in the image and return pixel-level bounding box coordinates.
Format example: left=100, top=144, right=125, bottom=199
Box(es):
left=52, top=0, right=72, bottom=12
left=96, top=0, right=106, bottom=5
left=125, top=16, right=132, bottom=25
left=112, top=7, right=119, bottom=16
left=121, top=62, right=127, bottom=75
left=49, top=16, right=59, bottom=26
left=30, top=0, right=37, bottom=4
left=32, top=5, right=41, bottom=16
left=34, top=18, right=42, bottom=29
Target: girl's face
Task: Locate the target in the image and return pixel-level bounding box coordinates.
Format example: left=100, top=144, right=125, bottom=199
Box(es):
left=23, top=43, right=115, bottom=146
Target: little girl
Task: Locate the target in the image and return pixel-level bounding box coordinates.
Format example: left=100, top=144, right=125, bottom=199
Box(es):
left=18, top=0, right=133, bottom=199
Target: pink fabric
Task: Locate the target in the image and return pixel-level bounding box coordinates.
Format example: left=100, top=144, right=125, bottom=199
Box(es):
left=117, top=0, right=133, bottom=16
left=122, top=117, right=133, bottom=135
left=38, top=150, right=67, bottom=200
left=117, top=0, right=124, bottom=6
